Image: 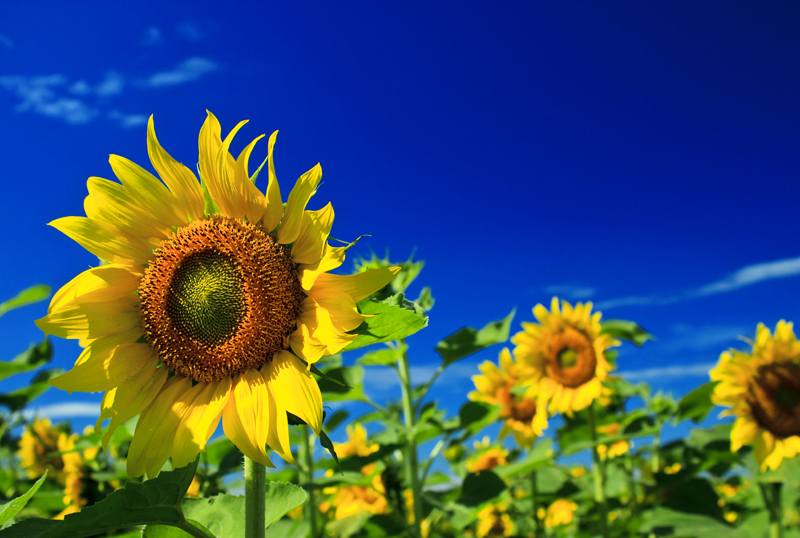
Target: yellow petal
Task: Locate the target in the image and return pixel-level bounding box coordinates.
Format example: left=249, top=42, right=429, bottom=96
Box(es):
left=287, top=324, right=329, bottom=364
left=234, top=135, right=267, bottom=225
left=84, top=177, right=172, bottom=245
left=298, top=244, right=347, bottom=290
left=49, top=217, right=152, bottom=267
left=291, top=203, right=334, bottom=265
left=49, top=265, right=140, bottom=314
left=50, top=343, right=153, bottom=394
left=304, top=289, right=366, bottom=332
left=310, top=267, right=400, bottom=302
left=73, top=326, right=143, bottom=366
left=265, top=350, right=323, bottom=435
left=264, top=368, right=296, bottom=466
left=36, top=300, right=140, bottom=341
left=95, top=353, right=160, bottom=432
left=198, top=110, right=223, bottom=196
left=222, top=371, right=275, bottom=467
left=108, top=155, right=187, bottom=228
left=277, top=164, right=321, bottom=244
left=102, top=365, right=168, bottom=451
left=262, top=130, right=283, bottom=232
left=147, top=115, right=204, bottom=221
left=172, top=377, right=232, bottom=468
left=211, top=119, right=249, bottom=218
left=291, top=305, right=357, bottom=361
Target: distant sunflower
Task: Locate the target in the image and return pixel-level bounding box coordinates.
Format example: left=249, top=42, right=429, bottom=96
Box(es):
left=710, top=321, right=800, bottom=471
left=541, top=498, right=578, bottom=528
left=36, top=112, right=398, bottom=477
left=475, top=502, right=515, bottom=538
left=469, top=348, right=548, bottom=448
left=466, top=436, right=508, bottom=474
left=512, top=297, right=618, bottom=415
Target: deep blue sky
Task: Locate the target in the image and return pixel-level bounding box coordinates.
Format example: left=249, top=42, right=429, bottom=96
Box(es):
left=1, top=2, right=799, bottom=438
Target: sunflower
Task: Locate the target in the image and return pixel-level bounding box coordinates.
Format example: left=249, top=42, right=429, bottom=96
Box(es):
left=596, top=422, right=631, bottom=461
left=512, top=297, right=618, bottom=415
left=36, top=112, right=398, bottom=477
left=541, top=498, right=578, bottom=528
left=466, top=436, right=508, bottom=474
left=469, top=348, right=548, bottom=448
left=710, top=321, right=800, bottom=471
left=475, top=503, right=515, bottom=538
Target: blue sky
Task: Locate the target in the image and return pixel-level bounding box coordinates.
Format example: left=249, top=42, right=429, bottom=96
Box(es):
left=1, top=2, right=800, bottom=441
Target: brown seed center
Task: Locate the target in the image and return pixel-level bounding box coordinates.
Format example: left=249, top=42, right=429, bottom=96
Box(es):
left=138, top=215, right=305, bottom=382
left=749, top=362, right=800, bottom=438
left=545, top=328, right=597, bottom=388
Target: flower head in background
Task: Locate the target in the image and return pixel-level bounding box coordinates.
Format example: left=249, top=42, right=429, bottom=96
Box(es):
left=475, top=502, right=515, bottom=538
left=596, top=422, right=631, bottom=461
left=710, top=320, right=800, bottom=470
left=512, top=297, right=618, bottom=415
left=541, top=498, right=578, bottom=528
left=470, top=348, right=548, bottom=448
left=36, top=112, right=398, bottom=477
left=466, top=436, right=508, bottom=474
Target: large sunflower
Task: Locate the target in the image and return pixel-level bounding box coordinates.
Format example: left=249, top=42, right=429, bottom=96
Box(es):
left=710, top=321, right=800, bottom=471
left=36, top=112, right=398, bottom=477
left=512, top=297, right=618, bottom=415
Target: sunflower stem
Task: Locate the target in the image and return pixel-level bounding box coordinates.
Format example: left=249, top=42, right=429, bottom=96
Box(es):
left=759, top=481, right=784, bottom=538
left=244, top=455, right=266, bottom=538
left=398, top=340, right=424, bottom=538
left=302, top=424, right=320, bottom=538
left=531, top=468, right=542, bottom=538
left=587, top=405, right=609, bottom=538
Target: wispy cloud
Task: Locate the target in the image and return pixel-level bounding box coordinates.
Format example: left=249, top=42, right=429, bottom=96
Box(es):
left=144, top=57, right=217, bottom=87
left=598, top=255, right=800, bottom=310
left=0, top=34, right=13, bottom=48
left=176, top=21, right=208, bottom=42
left=543, top=284, right=596, bottom=300
left=142, top=26, right=162, bottom=46
left=0, top=57, right=218, bottom=127
left=617, top=362, right=716, bottom=382
left=22, top=401, right=98, bottom=420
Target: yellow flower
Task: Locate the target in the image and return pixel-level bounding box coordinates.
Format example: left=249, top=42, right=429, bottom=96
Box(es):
left=570, top=466, right=587, bottom=478
left=596, top=423, right=630, bottom=461
left=543, top=498, right=577, bottom=528
left=710, top=321, right=800, bottom=470
left=475, top=503, right=514, bottom=537
left=664, top=462, right=681, bottom=475
left=466, top=437, right=508, bottom=474
left=18, top=418, right=62, bottom=479
left=470, top=348, right=549, bottom=448
left=36, top=112, right=398, bottom=477
left=512, top=297, right=618, bottom=415
left=335, top=423, right=379, bottom=458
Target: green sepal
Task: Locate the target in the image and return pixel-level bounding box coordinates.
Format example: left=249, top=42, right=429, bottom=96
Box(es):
left=435, top=309, right=515, bottom=367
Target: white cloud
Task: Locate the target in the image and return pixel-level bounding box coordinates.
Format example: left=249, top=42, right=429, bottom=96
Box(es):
left=108, top=110, right=148, bottom=128
left=22, top=401, right=98, bottom=420
left=544, top=284, right=596, bottom=300
left=176, top=21, right=207, bottom=42
left=69, top=71, right=124, bottom=97
left=0, top=34, right=13, bottom=48
left=598, top=255, right=800, bottom=310
left=617, top=362, right=716, bottom=382
left=0, top=74, right=99, bottom=124
left=144, top=57, right=217, bottom=87
left=142, top=26, right=162, bottom=46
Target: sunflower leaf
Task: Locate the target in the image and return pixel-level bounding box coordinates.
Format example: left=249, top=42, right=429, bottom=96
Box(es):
left=434, top=309, right=515, bottom=367
left=0, top=339, right=52, bottom=382
left=0, top=459, right=199, bottom=538
left=0, top=368, right=62, bottom=412
left=677, top=381, right=719, bottom=424
left=0, top=284, right=50, bottom=319
left=0, top=472, right=48, bottom=527
left=319, top=429, right=342, bottom=472
left=343, top=293, right=428, bottom=352
left=601, top=319, right=654, bottom=347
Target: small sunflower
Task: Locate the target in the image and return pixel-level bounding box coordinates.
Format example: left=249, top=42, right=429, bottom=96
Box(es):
left=710, top=321, right=800, bottom=471
left=475, top=502, right=515, bottom=538
left=466, top=437, right=508, bottom=474
left=36, top=112, right=398, bottom=477
left=512, top=297, right=618, bottom=415
left=469, top=348, right=548, bottom=448
left=596, top=422, right=631, bottom=461
left=542, top=498, right=578, bottom=528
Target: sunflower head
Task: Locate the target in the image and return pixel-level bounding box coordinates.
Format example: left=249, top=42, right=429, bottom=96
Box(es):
left=512, top=297, right=619, bottom=415
left=543, top=498, right=578, bottom=528
left=475, top=502, right=515, bottom=538
left=469, top=348, right=549, bottom=448
left=711, top=320, right=800, bottom=470
left=36, top=112, right=399, bottom=477
left=466, top=437, right=509, bottom=474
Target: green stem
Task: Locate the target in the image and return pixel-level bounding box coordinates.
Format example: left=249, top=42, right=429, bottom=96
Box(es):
left=244, top=456, right=266, bottom=538
left=398, top=341, right=423, bottom=538
left=587, top=405, right=609, bottom=538
left=531, top=468, right=542, bottom=538
left=175, top=520, right=216, bottom=538
left=302, top=425, right=320, bottom=538
left=759, top=482, right=784, bottom=538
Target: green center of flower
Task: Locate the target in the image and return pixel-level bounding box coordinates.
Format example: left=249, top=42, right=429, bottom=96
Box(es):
left=557, top=347, right=579, bottom=369
left=775, top=386, right=800, bottom=410
left=167, top=251, right=245, bottom=347
left=750, top=362, right=800, bottom=438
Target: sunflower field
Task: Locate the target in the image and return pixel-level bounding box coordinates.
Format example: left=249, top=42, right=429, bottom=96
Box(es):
left=1, top=115, right=799, bottom=538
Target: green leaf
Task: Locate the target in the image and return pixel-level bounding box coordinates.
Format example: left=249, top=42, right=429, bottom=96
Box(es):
left=435, top=310, right=515, bottom=367
left=494, top=439, right=553, bottom=479
left=0, top=368, right=62, bottom=412
left=357, top=345, right=403, bottom=367
left=319, top=430, right=341, bottom=471
left=456, top=470, right=506, bottom=507
left=264, top=519, right=310, bottom=538
left=316, top=366, right=365, bottom=402
left=0, top=340, right=53, bottom=382
left=0, top=459, right=199, bottom=538
left=326, top=512, right=371, bottom=537
left=322, top=409, right=350, bottom=433
left=0, top=473, right=47, bottom=527
left=601, top=319, right=654, bottom=347
left=0, top=285, right=50, bottom=319
left=662, top=478, right=724, bottom=520
left=414, top=286, right=435, bottom=311
left=343, top=293, right=428, bottom=352
left=640, top=507, right=746, bottom=537
left=454, top=401, right=500, bottom=436
left=677, top=381, right=719, bottom=423
left=0, top=519, right=60, bottom=537
left=142, top=520, right=214, bottom=538
left=182, top=484, right=306, bottom=535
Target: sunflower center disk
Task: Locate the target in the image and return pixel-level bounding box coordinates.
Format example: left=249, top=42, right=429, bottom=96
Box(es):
left=750, top=362, right=800, bottom=438
left=139, top=216, right=305, bottom=383
left=546, top=328, right=597, bottom=388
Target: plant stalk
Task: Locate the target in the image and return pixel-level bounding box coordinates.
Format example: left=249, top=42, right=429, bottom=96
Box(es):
left=531, top=468, right=542, bottom=538
left=398, top=342, right=424, bottom=538
left=759, top=481, right=784, bottom=538
left=587, top=405, right=609, bottom=538
left=302, top=425, right=320, bottom=538
left=244, top=456, right=266, bottom=538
